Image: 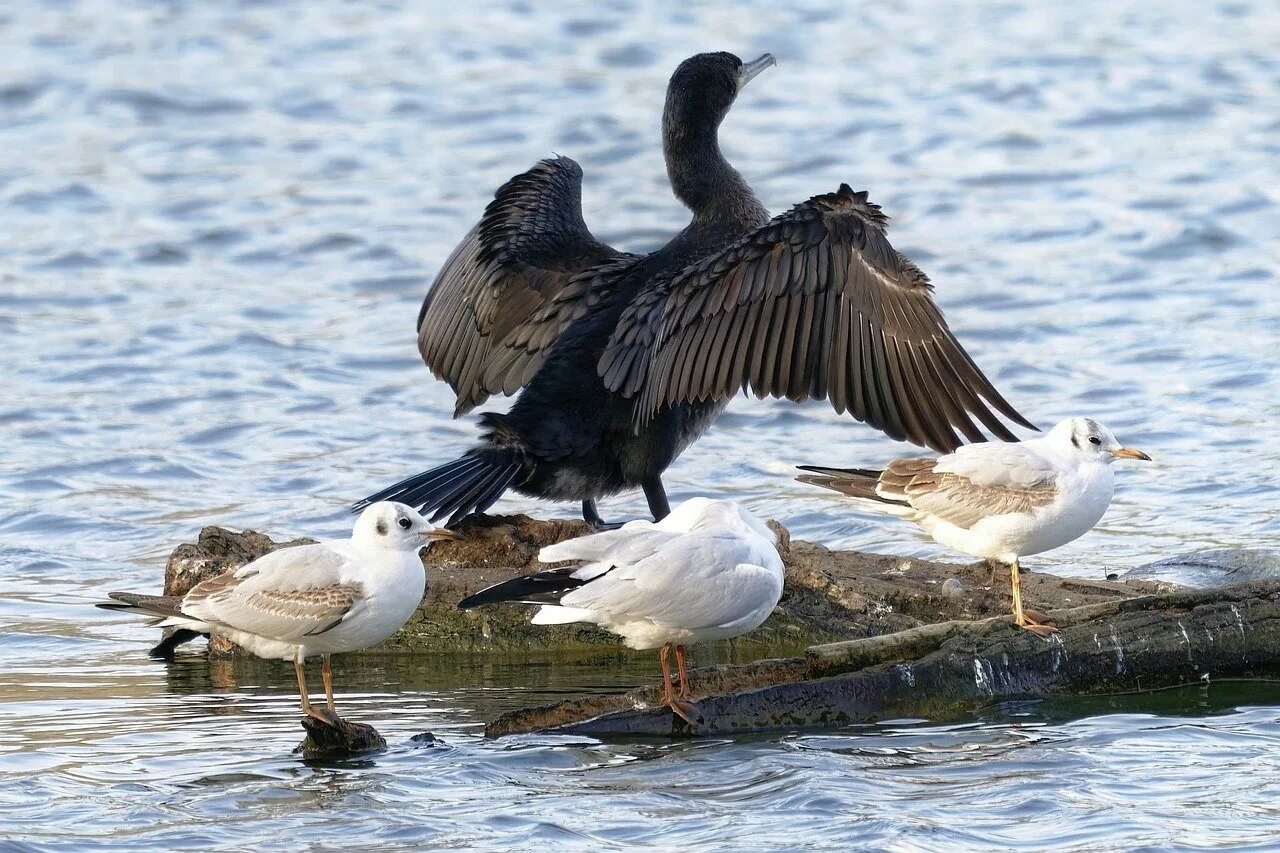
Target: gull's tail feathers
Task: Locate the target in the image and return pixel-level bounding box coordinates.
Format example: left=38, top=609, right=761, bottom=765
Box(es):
left=354, top=413, right=529, bottom=525
left=530, top=605, right=596, bottom=625
left=98, top=593, right=210, bottom=657
left=96, top=591, right=184, bottom=621
left=795, top=465, right=914, bottom=516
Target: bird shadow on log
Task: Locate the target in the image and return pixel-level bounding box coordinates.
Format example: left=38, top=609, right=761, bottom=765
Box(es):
left=297, top=716, right=388, bottom=760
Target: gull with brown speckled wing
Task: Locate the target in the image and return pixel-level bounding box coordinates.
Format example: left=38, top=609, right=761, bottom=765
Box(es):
left=98, top=502, right=458, bottom=723
left=799, top=417, right=1151, bottom=636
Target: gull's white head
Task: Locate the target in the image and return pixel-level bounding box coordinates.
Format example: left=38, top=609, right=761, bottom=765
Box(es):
left=352, top=501, right=460, bottom=551
left=1046, top=417, right=1151, bottom=464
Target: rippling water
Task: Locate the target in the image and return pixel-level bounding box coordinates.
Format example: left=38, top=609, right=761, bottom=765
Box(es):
left=2, top=0, right=1278, bottom=848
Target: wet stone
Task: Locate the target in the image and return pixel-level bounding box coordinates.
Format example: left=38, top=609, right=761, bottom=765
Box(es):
left=298, top=716, right=387, bottom=758
left=1121, top=549, right=1280, bottom=589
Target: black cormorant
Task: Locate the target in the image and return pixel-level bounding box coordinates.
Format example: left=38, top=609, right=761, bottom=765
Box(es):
left=357, top=52, right=1035, bottom=527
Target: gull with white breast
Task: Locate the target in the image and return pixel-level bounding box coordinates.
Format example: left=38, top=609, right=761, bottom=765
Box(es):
left=98, top=502, right=458, bottom=724
left=798, top=417, right=1151, bottom=636
left=457, top=497, right=784, bottom=724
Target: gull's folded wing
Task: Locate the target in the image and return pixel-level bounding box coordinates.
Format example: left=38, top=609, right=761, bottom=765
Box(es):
left=559, top=533, right=781, bottom=631
left=181, top=544, right=363, bottom=639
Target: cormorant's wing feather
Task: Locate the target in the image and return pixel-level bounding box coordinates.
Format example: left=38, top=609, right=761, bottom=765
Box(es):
left=417, top=156, right=632, bottom=416
left=599, top=185, right=1036, bottom=453
left=475, top=255, right=638, bottom=400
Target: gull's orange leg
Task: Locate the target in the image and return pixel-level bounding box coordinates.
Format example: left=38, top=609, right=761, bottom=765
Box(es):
left=321, top=655, right=340, bottom=718
left=295, top=658, right=338, bottom=724
left=671, top=644, right=701, bottom=724
left=660, top=643, right=675, bottom=703
left=675, top=644, right=690, bottom=697
left=659, top=643, right=697, bottom=725
left=1010, top=559, right=1057, bottom=638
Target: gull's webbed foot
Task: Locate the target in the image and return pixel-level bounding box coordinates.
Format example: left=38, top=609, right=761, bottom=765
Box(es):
left=305, top=705, right=342, bottom=726
left=668, top=698, right=702, bottom=726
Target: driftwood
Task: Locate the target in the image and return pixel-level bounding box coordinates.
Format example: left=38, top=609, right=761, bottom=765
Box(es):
left=153, top=515, right=1280, bottom=741
left=488, top=581, right=1280, bottom=737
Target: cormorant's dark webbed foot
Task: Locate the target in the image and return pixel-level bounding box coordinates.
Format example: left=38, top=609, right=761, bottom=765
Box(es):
left=582, top=499, right=624, bottom=530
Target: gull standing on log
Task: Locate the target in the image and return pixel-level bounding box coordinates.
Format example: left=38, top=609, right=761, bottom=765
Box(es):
left=457, top=497, right=784, bottom=724
left=798, top=417, right=1151, bottom=636
left=98, top=502, right=458, bottom=724
left=358, top=51, right=1035, bottom=529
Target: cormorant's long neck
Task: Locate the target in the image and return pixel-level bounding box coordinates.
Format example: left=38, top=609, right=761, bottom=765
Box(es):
left=663, top=109, right=767, bottom=235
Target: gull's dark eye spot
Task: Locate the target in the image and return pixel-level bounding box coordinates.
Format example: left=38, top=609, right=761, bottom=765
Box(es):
left=1089, top=436, right=1101, bottom=446
left=397, top=517, right=412, bottom=530
left=375, top=520, right=388, bottom=535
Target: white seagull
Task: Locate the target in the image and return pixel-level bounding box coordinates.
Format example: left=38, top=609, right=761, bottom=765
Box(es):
left=458, top=497, right=785, bottom=723
left=99, top=502, right=458, bottom=724
left=798, top=417, right=1151, bottom=636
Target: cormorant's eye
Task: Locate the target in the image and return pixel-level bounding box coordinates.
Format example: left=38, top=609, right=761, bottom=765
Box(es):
left=1089, top=436, right=1101, bottom=446
left=397, top=517, right=412, bottom=530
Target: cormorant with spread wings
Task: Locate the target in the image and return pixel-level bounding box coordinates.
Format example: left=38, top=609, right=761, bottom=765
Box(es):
left=357, top=52, right=1035, bottom=527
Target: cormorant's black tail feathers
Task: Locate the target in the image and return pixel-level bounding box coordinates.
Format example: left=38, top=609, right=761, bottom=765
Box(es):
left=355, top=415, right=530, bottom=525
left=353, top=451, right=524, bottom=525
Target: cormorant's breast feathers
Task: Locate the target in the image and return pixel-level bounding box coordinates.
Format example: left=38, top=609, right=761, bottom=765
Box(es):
left=416, top=156, right=633, bottom=416
left=598, top=185, right=1035, bottom=453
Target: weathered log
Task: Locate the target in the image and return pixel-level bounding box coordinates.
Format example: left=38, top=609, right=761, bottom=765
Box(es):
left=160, top=514, right=1174, bottom=656
left=152, top=516, right=1278, bottom=740
left=486, top=580, right=1280, bottom=737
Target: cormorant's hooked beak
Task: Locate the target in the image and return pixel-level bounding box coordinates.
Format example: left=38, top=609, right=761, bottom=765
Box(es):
left=737, top=53, right=776, bottom=92
left=424, top=527, right=462, bottom=542
left=1113, top=447, right=1151, bottom=461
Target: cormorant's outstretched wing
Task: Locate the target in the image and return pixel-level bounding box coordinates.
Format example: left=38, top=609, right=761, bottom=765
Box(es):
left=599, top=185, right=1036, bottom=453
left=475, top=255, right=640, bottom=401
left=418, top=156, right=632, bottom=416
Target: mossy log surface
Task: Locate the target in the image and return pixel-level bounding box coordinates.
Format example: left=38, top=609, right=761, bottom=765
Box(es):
left=162, top=513, right=1173, bottom=657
